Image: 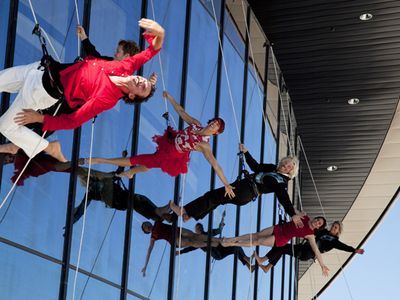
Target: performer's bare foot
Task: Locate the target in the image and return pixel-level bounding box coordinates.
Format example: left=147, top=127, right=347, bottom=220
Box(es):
left=259, top=263, right=273, bottom=274
left=253, top=250, right=267, bottom=264
left=245, top=262, right=255, bottom=272
left=0, top=143, right=19, bottom=155
left=45, top=141, right=67, bottom=162
left=169, top=200, right=191, bottom=222
left=156, top=202, right=172, bottom=216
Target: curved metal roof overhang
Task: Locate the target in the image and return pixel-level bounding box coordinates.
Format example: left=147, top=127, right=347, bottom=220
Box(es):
left=241, top=0, right=400, bottom=298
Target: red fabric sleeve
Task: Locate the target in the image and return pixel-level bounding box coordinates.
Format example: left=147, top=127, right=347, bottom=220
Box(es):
left=43, top=96, right=113, bottom=131
left=118, top=33, right=161, bottom=75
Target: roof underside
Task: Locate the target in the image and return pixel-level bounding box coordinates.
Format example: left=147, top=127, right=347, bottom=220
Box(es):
left=247, top=0, right=400, bottom=296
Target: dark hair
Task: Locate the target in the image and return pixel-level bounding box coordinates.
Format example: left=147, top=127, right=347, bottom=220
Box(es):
left=314, top=216, right=327, bottom=229
left=207, top=117, right=225, bottom=134
left=118, top=40, right=139, bottom=56
left=122, top=81, right=156, bottom=105
left=141, top=221, right=152, bottom=234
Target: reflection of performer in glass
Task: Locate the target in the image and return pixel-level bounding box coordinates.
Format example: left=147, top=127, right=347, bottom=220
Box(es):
left=83, top=91, right=235, bottom=198
left=254, top=220, right=365, bottom=274
left=0, top=19, right=163, bottom=161
left=72, top=168, right=172, bottom=224
left=140, top=221, right=220, bottom=277
left=221, top=215, right=330, bottom=277
left=179, top=223, right=253, bottom=271
left=168, top=144, right=304, bottom=227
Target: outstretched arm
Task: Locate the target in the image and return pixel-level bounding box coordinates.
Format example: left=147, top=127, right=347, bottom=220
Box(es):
left=240, top=144, right=276, bottom=173
left=197, top=142, right=235, bottom=199
left=142, top=239, right=155, bottom=277
left=139, top=18, right=165, bottom=51
left=306, top=235, right=329, bottom=277
left=333, top=240, right=365, bottom=254
left=163, top=91, right=201, bottom=126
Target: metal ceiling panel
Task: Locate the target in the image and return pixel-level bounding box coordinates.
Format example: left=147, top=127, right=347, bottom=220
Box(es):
left=247, top=0, right=400, bottom=295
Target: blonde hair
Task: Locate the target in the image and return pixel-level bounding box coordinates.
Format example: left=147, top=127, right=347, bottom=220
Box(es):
left=331, top=221, right=343, bottom=236
left=277, top=156, right=299, bottom=179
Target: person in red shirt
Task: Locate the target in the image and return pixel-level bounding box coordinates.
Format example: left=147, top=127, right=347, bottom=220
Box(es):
left=0, top=19, right=163, bottom=162
left=221, top=215, right=330, bottom=277
left=82, top=91, right=236, bottom=199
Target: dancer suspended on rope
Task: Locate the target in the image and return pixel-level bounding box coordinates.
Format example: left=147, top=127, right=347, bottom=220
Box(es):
left=221, top=215, right=330, bottom=276
left=83, top=91, right=235, bottom=198
left=254, top=220, right=364, bottom=274
left=167, top=143, right=303, bottom=226
left=141, top=220, right=221, bottom=277
left=76, top=25, right=140, bottom=61
left=0, top=18, right=163, bottom=161
left=179, top=223, right=254, bottom=271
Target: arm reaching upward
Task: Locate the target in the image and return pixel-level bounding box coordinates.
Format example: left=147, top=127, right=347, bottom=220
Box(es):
left=197, top=142, right=235, bottom=199
left=138, top=18, right=165, bottom=50
left=163, top=91, right=201, bottom=126
left=306, top=235, right=329, bottom=277
left=142, top=239, right=155, bottom=277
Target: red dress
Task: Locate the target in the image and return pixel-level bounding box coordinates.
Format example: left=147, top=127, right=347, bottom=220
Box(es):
left=129, top=124, right=210, bottom=176
left=151, top=221, right=174, bottom=245
left=11, top=152, right=71, bottom=186
left=273, top=215, right=314, bottom=247
left=43, top=35, right=160, bottom=131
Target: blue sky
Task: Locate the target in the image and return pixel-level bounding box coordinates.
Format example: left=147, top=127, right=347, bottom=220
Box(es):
left=320, top=195, right=400, bottom=300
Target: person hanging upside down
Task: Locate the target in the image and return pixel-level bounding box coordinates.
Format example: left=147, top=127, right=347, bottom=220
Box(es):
left=141, top=221, right=220, bottom=277
left=221, top=215, right=330, bottom=277
left=179, top=223, right=254, bottom=271
left=83, top=91, right=235, bottom=198
left=0, top=18, right=163, bottom=161
left=254, top=220, right=365, bottom=274
left=166, top=143, right=303, bottom=226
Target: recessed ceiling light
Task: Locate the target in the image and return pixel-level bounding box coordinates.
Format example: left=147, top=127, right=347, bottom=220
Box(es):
left=327, top=165, right=338, bottom=172
left=359, top=13, right=373, bottom=21
left=348, top=98, right=360, bottom=105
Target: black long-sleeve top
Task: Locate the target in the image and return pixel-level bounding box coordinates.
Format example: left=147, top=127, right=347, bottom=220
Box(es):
left=315, top=229, right=356, bottom=253
left=243, top=151, right=296, bottom=217
left=180, top=228, right=221, bottom=254
left=81, top=38, right=114, bottom=61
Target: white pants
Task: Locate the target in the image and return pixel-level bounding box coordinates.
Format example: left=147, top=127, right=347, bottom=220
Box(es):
left=0, top=62, right=59, bottom=157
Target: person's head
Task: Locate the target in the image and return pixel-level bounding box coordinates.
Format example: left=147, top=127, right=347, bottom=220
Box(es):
left=329, top=221, right=343, bottom=237
left=122, top=72, right=157, bottom=104
left=195, top=223, right=204, bottom=234
left=277, top=156, right=299, bottom=179
left=141, top=221, right=153, bottom=234
left=206, top=117, right=225, bottom=135
left=311, top=216, right=327, bottom=230
left=114, top=40, right=139, bottom=61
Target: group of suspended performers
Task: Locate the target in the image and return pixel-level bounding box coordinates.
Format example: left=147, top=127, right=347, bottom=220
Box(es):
left=0, top=18, right=364, bottom=279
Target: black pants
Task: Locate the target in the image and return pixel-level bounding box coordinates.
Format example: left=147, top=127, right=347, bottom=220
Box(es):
left=267, top=243, right=315, bottom=266
left=184, top=178, right=257, bottom=220
left=73, top=173, right=158, bottom=224
left=212, top=245, right=248, bottom=266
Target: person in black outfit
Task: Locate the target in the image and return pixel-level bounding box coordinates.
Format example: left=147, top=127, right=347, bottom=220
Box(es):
left=168, top=143, right=304, bottom=227
left=254, top=221, right=365, bottom=273
left=179, top=223, right=253, bottom=271
left=72, top=158, right=170, bottom=224
left=76, top=25, right=139, bottom=61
